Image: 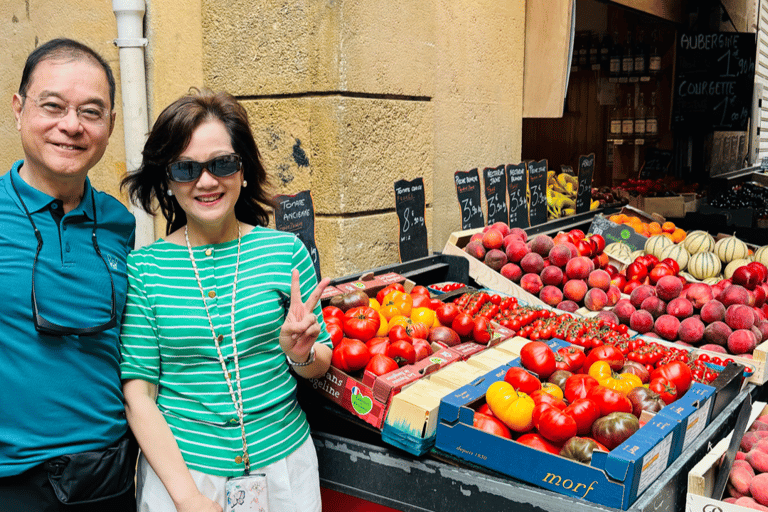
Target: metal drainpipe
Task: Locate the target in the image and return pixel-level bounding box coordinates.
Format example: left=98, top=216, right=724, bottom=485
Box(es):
left=112, top=0, right=154, bottom=248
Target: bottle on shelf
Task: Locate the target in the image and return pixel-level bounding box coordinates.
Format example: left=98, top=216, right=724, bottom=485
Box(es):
left=621, top=32, right=634, bottom=78
left=649, top=30, right=662, bottom=75
left=646, top=91, right=659, bottom=138
left=622, top=93, right=634, bottom=140
left=600, top=33, right=612, bottom=73
left=589, top=32, right=600, bottom=69
left=578, top=32, right=590, bottom=69
left=634, top=92, right=647, bottom=140
left=634, top=30, right=647, bottom=77
left=609, top=31, right=622, bottom=79
left=609, top=97, right=623, bottom=141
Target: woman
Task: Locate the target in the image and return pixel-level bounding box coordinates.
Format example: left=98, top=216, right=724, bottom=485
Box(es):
left=120, top=89, right=331, bottom=512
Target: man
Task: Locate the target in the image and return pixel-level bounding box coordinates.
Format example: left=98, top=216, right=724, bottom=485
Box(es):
left=0, top=39, right=137, bottom=511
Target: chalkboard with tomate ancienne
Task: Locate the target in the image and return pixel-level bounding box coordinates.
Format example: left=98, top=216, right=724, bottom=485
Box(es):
left=575, top=153, right=595, bottom=213
left=273, top=190, right=321, bottom=279
left=454, top=168, right=484, bottom=230
left=394, top=177, right=428, bottom=262
left=483, top=165, right=508, bottom=225
left=672, top=32, right=756, bottom=131
left=506, top=163, right=528, bottom=228
left=527, top=159, right=548, bottom=227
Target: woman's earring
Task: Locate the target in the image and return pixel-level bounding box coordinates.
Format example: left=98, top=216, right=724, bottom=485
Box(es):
left=167, top=189, right=173, bottom=196
left=242, top=180, right=248, bottom=188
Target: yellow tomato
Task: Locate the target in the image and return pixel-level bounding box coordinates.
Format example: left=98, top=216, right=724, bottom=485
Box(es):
left=369, top=298, right=381, bottom=310
left=375, top=313, right=389, bottom=336
left=485, top=381, right=535, bottom=432
left=411, top=307, right=435, bottom=327
left=540, top=382, right=564, bottom=402
left=588, top=360, right=643, bottom=395
left=387, top=315, right=413, bottom=332
left=380, top=305, right=402, bottom=321
left=383, top=291, right=413, bottom=317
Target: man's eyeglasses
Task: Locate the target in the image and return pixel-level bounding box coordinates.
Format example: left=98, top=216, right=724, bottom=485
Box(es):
left=166, top=154, right=242, bottom=183
left=24, top=95, right=110, bottom=127
left=11, top=175, right=117, bottom=336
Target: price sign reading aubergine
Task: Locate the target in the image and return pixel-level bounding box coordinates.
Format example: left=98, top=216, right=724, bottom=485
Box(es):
left=527, top=159, right=548, bottom=226
left=483, top=165, right=508, bottom=225
left=454, top=168, right=484, bottom=230
left=273, top=190, right=321, bottom=279
left=394, top=177, right=428, bottom=262
left=575, top=153, right=595, bottom=213
left=506, top=163, right=528, bottom=228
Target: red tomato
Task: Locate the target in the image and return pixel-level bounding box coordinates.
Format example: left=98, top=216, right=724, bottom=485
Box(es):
left=365, top=337, right=390, bottom=357
left=649, top=264, right=675, bottom=285
left=342, top=307, right=381, bottom=342
left=406, top=321, right=429, bottom=340
left=520, top=341, right=557, bottom=379
left=477, top=403, right=494, bottom=416
left=389, top=339, right=416, bottom=366
left=516, top=433, right=562, bottom=454
left=365, top=354, right=399, bottom=376
left=410, top=285, right=431, bottom=297
left=563, top=374, right=599, bottom=403
left=436, top=303, right=460, bottom=326
left=563, top=398, right=601, bottom=436
left=331, top=338, right=371, bottom=372
left=529, top=390, right=567, bottom=410
left=322, top=306, right=345, bottom=324
left=472, top=317, right=493, bottom=345
left=651, top=361, right=692, bottom=396
left=452, top=313, right=475, bottom=338
left=412, top=294, right=432, bottom=309
left=428, top=298, right=444, bottom=310
left=412, top=338, right=432, bottom=361
left=388, top=325, right=413, bottom=343
left=376, top=283, right=405, bottom=305
left=626, top=262, right=648, bottom=282
left=504, top=367, right=542, bottom=395
left=587, top=386, right=633, bottom=416
left=533, top=403, right=578, bottom=443
left=326, top=322, right=344, bottom=348
left=649, top=377, right=678, bottom=404
left=473, top=412, right=512, bottom=439
left=556, top=346, right=586, bottom=373
left=583, top=345, right=625, bottom=373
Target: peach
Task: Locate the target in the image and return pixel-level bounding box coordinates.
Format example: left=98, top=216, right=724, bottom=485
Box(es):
left=684, top=282, right=714, bottom=309
left=503, top=233, right=522, bottom=248
left=703, top=321, right=732, bottom=346
left=641, top=296, right=667, bottom=319
left=470, top=232, right=484, bottom=243
left=584, top=288, right=609, bottom=311
left=489, top=222, right=510, bottom=238
left=508, top=227, right=527, bottom=242
left=654, top=314, right=681, bottom=341
left=678, top=317, right=705, bottom=344
left=500, top=262, right=523, bottom=283
left=630, top=285, right=657, bottom=309
left=728, top=329, right=758, bottom=355
left=530, top=234, right=555, bottom=257
left=726, top=304, right=756, bottom=330
left=505, top=239, right=530, bottom=263
left=540, top=266, right=564, bottom=287
left=565, top=256, right=594, bottom=280
left=719, top=284, right=751, bottom=307
left=563, top=279, right=588, bottom=303
left=734, top=497, right=768, bottom=511
left=656, top=275, right=683, bottom=302
left=465, top=240, right=486, bottom=260
left=595, top=309, right=620, bottom=326
left=587, top=269, right=611, bottom=291
left=755, top=321, right=768, bottom=342
left=484, top=249, right=508, bottom=271
left=742, top=431, right=768, bottom=452
left=520, top=273, right=544, bottom=295
left=699, top=343, right=728, bottom=353
left=520, top=252, right=545, bottom=274
left=606, top=285, right=621, bottom=307
left=565, top=242, right=580, bottom=258
left=539, top=285, right=564, bottom=307
left=557, top=300, right=580, bottom=313
left=482, top=229, right=504, bottom=250
left=747, top=448, right=768, bottom=473
left=730, top=460, right=755, bottom=495
left=629, top=309, right=655, bottom=334
left=667, top=297, right=694, bottom=319
left=700, top=300, right=726, bottom=324
left=613, top=299, right=636, bottom=325
left=548, top=244, right=572, bottom=268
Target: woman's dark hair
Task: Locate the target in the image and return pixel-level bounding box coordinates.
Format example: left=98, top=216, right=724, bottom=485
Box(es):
left=122, top=89, right=274, bottom=233
left=20, top=38, right=116, bottom=110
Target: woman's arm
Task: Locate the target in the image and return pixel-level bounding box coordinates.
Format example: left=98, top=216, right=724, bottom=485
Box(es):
left=123, top=379, right=223, bottom=512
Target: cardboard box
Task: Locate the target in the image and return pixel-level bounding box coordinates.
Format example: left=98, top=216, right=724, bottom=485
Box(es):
left=630, top=195, right=688, bottom=219
left=655, top=382, right=715, bottom=460
left=434, top=353, right=698, bottom=509
left=333, top=271, right=407, bottom=296
left=686, top=402, right=768, bottom=512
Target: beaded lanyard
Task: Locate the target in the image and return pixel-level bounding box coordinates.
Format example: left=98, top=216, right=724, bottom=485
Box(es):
left=185, top=223, right=251, bottom=475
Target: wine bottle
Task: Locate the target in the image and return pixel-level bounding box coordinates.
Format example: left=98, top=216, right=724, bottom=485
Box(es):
left=646, top=91, right=659, bottom=138
left=634, top=92, right=647, bottom=138
left=609, top=31, right=622, bottom=78
left=609, top=98, right=622, bottom=140
left=621, top=32, right=634, bottom=77
left=622, top=93, right=634, bottom=139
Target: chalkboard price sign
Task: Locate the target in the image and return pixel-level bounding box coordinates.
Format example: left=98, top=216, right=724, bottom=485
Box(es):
left=527, top=159, right=548, bottom=226
left=506, top=163, right=528, bottom=228
left=274, top=190, right=321, bottom=279
left=639, top=148, right=673, bottom=179
left=672, top=32, right=756, bottom=131
left=454, top=168, right=485, bottom=229
left=483, top=165, right=508, bottom=225
left=575, top=153, right=595, bottom=213
left=394, top=177, right=428, bottom=262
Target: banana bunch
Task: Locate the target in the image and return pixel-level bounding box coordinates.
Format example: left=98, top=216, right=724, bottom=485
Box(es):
left=547, top=171, right=577, bottom=219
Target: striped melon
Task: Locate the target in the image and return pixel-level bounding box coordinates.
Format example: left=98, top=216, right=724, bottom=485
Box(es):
left=659, top=244, right=690, bottom=271
left=723, top=258, right=751, bottom=279
left=754, top=246, right=768, bottom=267
left=688, top=251, right=722, bottom=280
left=679, top=271, right=699, bottom=283
left=683, top=230, right=716, bottom=255
left=630, top=249, right=646, bottom=261
left=703, top=276, right=722, bottom=285
left=645, top=234, right=673, bottom=258
left=604, top=242, right=632, bottom=262
left=714, top=236, right=749, bottom=264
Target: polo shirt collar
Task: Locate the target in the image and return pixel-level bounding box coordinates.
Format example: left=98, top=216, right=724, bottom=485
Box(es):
left=8, top=160, right=95, bottom=220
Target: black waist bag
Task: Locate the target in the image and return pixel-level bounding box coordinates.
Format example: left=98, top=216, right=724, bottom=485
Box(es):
left=44, top=434, right=138, bottom=505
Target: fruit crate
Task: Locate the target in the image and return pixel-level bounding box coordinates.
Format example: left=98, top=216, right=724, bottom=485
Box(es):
left=442, top=228, right=547, bottom=307
left=330, top=253, right=472, bottom=291
left=686, top=401, right=768, bottom=512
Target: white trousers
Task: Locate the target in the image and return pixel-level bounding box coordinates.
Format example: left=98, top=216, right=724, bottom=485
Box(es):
left=136, top=436, right=322, bottom=512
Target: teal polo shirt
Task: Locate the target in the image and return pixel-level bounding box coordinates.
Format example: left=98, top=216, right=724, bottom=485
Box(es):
left=0, top=160, right=135, bottom=477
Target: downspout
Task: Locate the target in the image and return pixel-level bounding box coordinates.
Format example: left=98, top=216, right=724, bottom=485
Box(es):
left=112, top=0, right=154, bottom=248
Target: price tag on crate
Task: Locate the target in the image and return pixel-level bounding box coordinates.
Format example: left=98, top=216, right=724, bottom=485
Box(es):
left=483, top=165, right=508, bottom=225
left=395, top=177, right=428, bottom=262
left=454, top=168, right=484, bottom=230
left=575, top=153, right=595, bottom=213
left=274, top=190, right=322, bottom=279
left=527, top=159, right=548, bottom=226
left=506, top=162, right=528, bottom=228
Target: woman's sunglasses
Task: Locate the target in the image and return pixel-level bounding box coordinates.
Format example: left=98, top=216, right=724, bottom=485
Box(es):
left=166, top=154, right=242, bottom=183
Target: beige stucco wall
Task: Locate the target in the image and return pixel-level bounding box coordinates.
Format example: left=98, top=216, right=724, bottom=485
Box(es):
left=0, top=0, right=525, bottom=280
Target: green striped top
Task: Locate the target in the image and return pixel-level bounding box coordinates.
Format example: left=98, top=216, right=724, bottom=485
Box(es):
left=120, top=226, right=330, bottom=476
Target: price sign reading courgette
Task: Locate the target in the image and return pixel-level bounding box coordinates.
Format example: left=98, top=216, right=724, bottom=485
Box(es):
left=454, top=168, right=484, bottom=229
left=527, top=159, right=548, bottom=226
left=506, top=162, right=528, bottom=228
left=274, top=190, right=321, bottom=279
left=394, top=177, right=428, bottom=262
left=575, top=153, right=595, bottom=213
left=483, top=165, right=508, bottom=225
